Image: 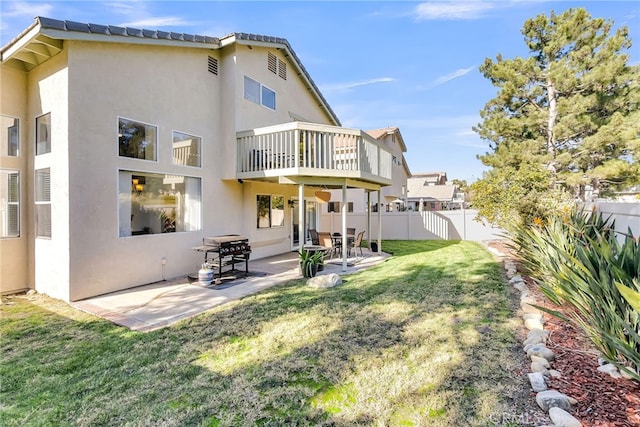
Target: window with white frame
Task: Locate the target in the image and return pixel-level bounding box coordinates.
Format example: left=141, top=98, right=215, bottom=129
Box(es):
left=118, top=117, right=157, bottom=161
left=36, top=113, right=51, bottom=155
left=328, top=202, right=353, bottom=213
left=244, top=76, right=276, bottom=110
left=0, top=170, right=19, bottom=238
left=35, top=168, right=51, bottom=238
left=172, top=131, right=201, bottom=167
left=1, top=115, right=19, bottom=157
left=256, top=194, right=284, bottom=229
left=118, top=171, right=201, bottom=237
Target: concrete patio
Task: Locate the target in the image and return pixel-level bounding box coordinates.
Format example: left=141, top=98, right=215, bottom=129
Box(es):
left=71, top=250, right=389, bottom=332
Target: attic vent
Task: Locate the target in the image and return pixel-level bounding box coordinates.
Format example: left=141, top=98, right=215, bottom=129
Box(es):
left=208, top=56, right=218, bottom=75
left=278, top=58, right=287, bottom=80
left=268, top=52, right=277, bottom=74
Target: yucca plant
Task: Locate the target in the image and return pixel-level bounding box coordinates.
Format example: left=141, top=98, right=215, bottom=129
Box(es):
left=508, top=209, right=639, bottom=381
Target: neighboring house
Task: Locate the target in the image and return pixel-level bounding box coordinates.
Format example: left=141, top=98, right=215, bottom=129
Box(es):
left=406, top=173, right=464, bottom=211
left=325, top=127, right=411, bottom=214
left=0, top=17, right=392, bottom=301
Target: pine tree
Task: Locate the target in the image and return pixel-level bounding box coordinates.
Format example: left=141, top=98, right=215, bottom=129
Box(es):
left=473, top=7, right=639, bottom=225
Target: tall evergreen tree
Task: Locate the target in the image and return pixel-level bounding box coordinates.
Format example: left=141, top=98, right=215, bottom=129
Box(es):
left=473, top=8, right=639, bottom=225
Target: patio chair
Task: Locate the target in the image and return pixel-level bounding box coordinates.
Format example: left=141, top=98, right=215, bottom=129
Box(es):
left=318, top=232, right=336, bottom=259
left=350, top=231, right=365, bottom=258
left=309, top=229, right=320, bottom=246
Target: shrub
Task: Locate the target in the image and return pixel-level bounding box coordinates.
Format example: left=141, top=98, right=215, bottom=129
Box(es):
left=509, top=207, right=640, bottom=380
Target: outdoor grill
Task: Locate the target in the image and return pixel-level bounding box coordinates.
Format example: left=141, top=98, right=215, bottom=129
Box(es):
left=194, top=235, right=251, bottom=280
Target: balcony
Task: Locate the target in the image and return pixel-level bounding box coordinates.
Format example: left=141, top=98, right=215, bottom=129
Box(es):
left=237, top=122, right=393, bottom=188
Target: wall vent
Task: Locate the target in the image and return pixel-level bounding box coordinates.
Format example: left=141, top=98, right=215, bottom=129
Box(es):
left=208, top=56, right=218, bottom=75
left=268, top=52, right=277, bottom=74
left=278, top=59, right=287, bottom=80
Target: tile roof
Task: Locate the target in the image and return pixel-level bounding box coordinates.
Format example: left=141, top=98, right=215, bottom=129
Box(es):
left=36, top=16, right=219, bottom=44
left=406, top=181, right=456, bottom=201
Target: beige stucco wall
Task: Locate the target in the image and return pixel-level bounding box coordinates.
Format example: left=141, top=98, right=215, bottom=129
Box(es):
left=63, top=41, right=238, bottom=300
left=0, top=65, right=29, bottom=294
left=26, top=49, right=72, bottom=300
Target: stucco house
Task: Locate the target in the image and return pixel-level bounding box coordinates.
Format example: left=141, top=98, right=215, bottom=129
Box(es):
left=325, top=127, right=411, bottom=214
left=0, top=17, right=392, bottom=301
left=406, top=172, right=464, bottom=211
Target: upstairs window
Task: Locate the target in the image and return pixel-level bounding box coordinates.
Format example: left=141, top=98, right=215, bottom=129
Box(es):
left=244, top=76, right=276, bottom=110
left=1, top=115, right=19, bottom=157
left=36, top=113, right=51, bottom=155
left=118, top=117, right=157, bottom=161
left=0, top=170, right=19, bottom=238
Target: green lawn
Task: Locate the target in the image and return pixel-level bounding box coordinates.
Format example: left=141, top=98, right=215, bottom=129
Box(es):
left=1, top=241, right=527, bottom=426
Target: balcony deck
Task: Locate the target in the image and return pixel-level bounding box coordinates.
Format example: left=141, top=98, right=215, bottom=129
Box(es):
left=237, top=122, right=392, bottom=188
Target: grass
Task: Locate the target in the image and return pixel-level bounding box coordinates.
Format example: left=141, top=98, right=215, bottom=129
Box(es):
left=1, top=240, right=527, bottom=426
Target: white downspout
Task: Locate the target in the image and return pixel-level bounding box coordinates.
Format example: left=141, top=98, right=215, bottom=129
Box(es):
left=377, top=190, right=382, bottom=254
left=342, top=183, right=347, bottom=271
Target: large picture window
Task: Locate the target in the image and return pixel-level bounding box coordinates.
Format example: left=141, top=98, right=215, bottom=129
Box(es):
left=0, top=170, right=19, bottom=238
left=119, top=171, right=201, bottom=237
left=172, top=131, right=201, bottom=167
left=244, top=76, right=276, bottom=110
left=35, top=168, right=51, bottom=238
left=36, top=113, right=51, bottom=155
left=118, top=118, right=157, bottom=161
left=257, top=194, right=284, bottom=229
left=1, top=115, right=19, bottom=157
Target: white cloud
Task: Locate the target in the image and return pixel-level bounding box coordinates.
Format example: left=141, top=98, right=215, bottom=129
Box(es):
left=432, top=66, right=475, bottom=86
left=119, top=16, right=193, bottom=28
left=3, top=1, right=53, bottom=17
left=320, top=77, right=395, bottom=92
left=414, top=1, right=494, bottom=20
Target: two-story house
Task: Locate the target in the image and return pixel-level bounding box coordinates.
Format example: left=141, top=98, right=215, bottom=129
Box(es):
left=0, top=17, right=392, bottom=301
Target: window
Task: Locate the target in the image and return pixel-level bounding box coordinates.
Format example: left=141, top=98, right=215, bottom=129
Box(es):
left=244, top=76, right=276, bottom=110
left=172, top=131, right=201, bottom=167
left=1, top=115, right=19, bottom=157
left=0, top=170, right=19, bottom=238
left=119, top=171, right=201, bottom=237
left=327, top=202, right=353, bottom=213
left=36, top=113, right=51, bottom=155
left=256, top=194, right=284, bottom=229
left=118, top=118, right=157, bottom=161
left=35, top=168, right=51, bottom=238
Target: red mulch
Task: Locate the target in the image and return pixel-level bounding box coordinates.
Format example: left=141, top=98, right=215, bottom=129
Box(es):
left=541, top=300, right=640, bottom=427
left=487, top=241, right=640, bottom=427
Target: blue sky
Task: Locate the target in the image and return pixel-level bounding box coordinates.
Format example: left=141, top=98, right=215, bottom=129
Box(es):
left=2, top=1, right=638, bottom=183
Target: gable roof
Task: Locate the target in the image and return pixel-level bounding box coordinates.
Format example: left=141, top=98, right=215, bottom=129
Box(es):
left=1, top=17, right=341, bottom=126
left=365, top=127, right=407, bottom=152
left=406, top=181, right=457, bottom=201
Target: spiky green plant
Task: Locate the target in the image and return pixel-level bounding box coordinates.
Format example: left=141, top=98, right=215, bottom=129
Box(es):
left=509, top=209, right=639, bottom=380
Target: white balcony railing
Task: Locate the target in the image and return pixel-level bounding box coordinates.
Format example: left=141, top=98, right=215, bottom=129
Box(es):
left=237, top=122, right=392, bottom=185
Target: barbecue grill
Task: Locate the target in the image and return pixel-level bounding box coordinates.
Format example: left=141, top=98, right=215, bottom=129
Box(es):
left=193, top=235, right=251, bottom=280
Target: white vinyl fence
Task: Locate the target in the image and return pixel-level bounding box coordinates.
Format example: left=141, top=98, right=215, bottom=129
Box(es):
left=588, top=202, right=640, bottom=239
left=318, top=209, right=504, bottom=242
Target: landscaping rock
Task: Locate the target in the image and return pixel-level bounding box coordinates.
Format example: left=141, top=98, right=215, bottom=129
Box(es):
left=527, top=345, right=556, bottom=361
left=524, top=318, right=545, bottom=331
left=531, top=361, right=549, bottom=375
left=527, top=329, right=549, bottom=342
left=548, top=369, right=562, bottom=378
left=513, top=281, right=529, bottom=293
left=536, top=390, right=576, bottom=412
left=597, top=363, right=622, bottom=379
left=548, top=407, right=582, bottom=427
left=523, top=334, right=545, bottom=347
left=531, top=355, right=551, bottom=369
left=620, top=366, right=638, bottom=380
left=307, top=273, right=342, bottom=289
left=509, top=275, right=524, bottom=284
left=523, top=312, right=544, bottom=323
left=528, top=372, right=548, bottom=392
